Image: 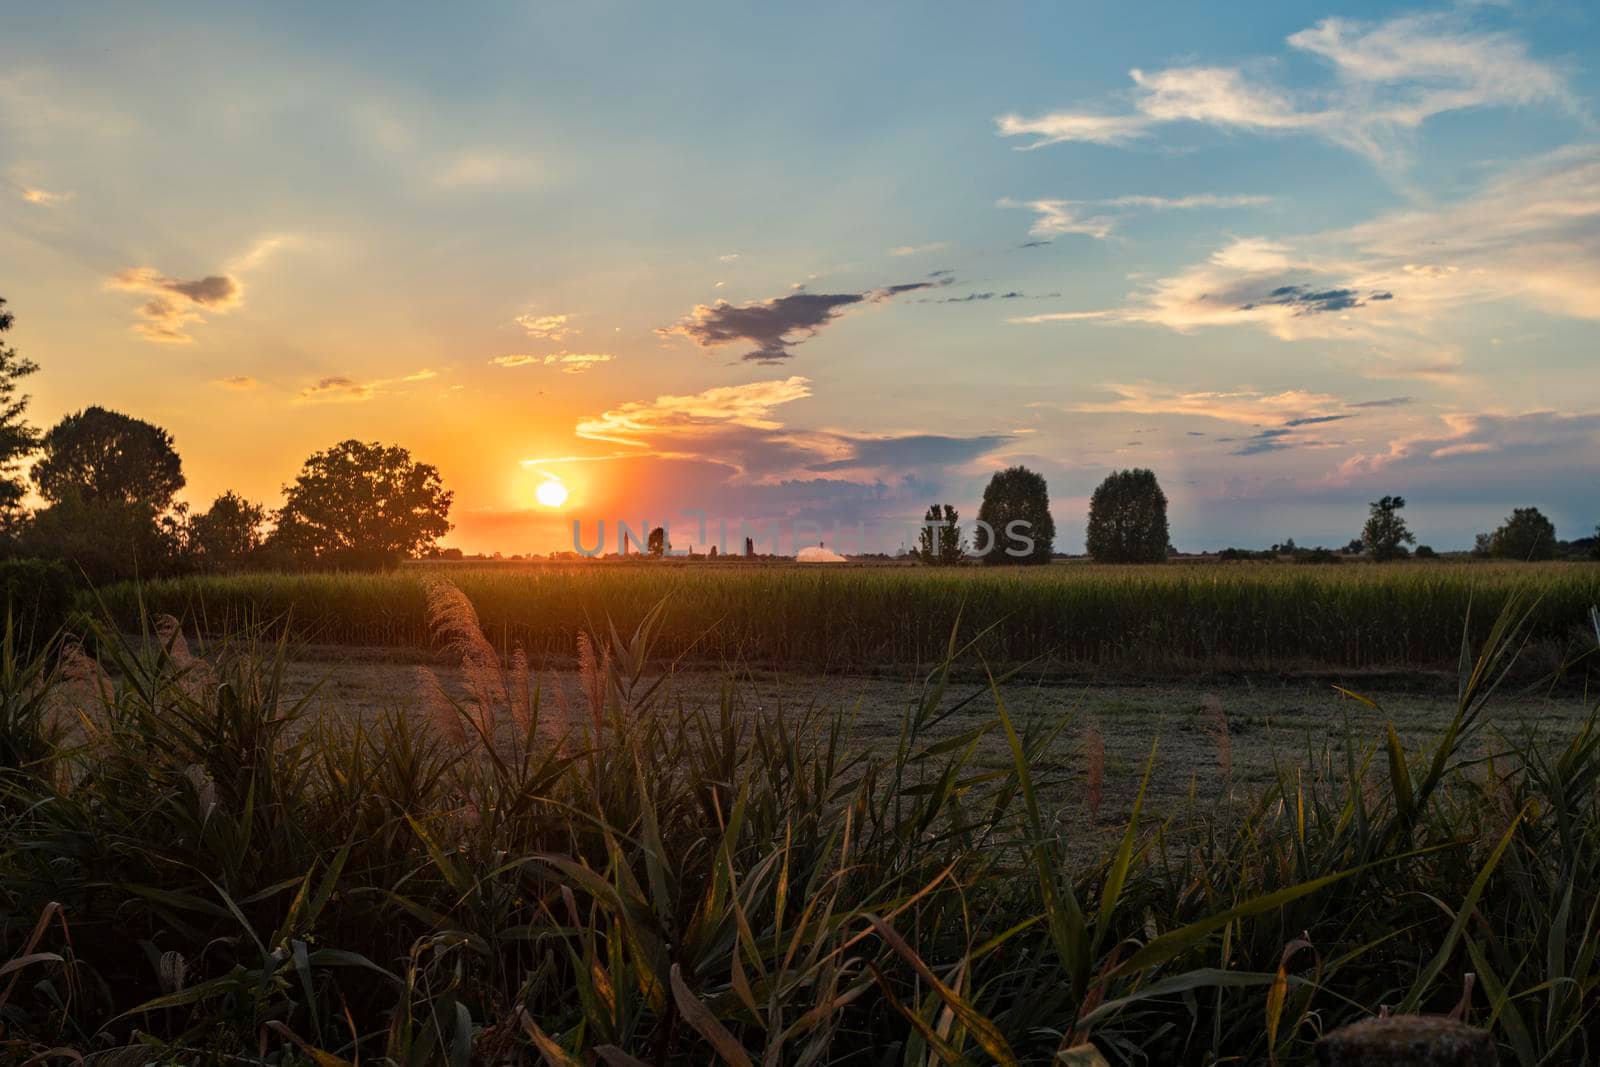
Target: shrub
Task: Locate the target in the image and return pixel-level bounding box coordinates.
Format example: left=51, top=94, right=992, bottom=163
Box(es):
left=0, top=558, right=72, bottom=650
left=1489, top=506, right=1557, bottom=561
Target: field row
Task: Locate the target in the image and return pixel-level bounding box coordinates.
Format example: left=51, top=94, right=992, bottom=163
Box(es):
left=96, top=560, right=1600, bottom=673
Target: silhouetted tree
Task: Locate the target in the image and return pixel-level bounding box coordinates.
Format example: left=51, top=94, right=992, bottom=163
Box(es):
left=188, top=491, right=266, bottom=570
left=0, top=297, right=40, bottom=525
left=1488, top=506, right=1557, bottom=561
left=271, top=440, right=452, bottom=570
left=976, top=466, right=1054, bottom=566
left=33, top=406, right=184, bottom=509
left=1086, top=469, right=1169, bottom=563
left=24, top=407, right=186, bottom=581
left=1361, top=495, right=1415, bottom=561
left=1592, top=526, right=1600, bottom=561
left=647, top=526, right=666, bottom=557
left=917, top=504, right=967, bottom=564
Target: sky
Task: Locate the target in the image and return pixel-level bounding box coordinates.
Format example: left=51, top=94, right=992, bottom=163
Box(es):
left=3, top=0, right=1598, bottom=554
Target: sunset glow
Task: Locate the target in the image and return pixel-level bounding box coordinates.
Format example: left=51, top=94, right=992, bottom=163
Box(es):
left=1, top=4, right=1597, bottom=556
left=535, top=478, right=569, bottom=509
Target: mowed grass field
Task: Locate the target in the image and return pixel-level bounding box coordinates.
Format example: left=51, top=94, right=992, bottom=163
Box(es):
left=99, top=558, right=1600, bottom=675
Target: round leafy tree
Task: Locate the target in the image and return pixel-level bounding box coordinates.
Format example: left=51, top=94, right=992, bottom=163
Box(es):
left=976, top=466, right=1054, bottom=566
left=1086, top=468, right=1169, bottom=563
left=1489, top=506, right=1557, bottom=561
left=32, top=405, right=184, bottom=508
left=272, top=440, right=452, bottom=570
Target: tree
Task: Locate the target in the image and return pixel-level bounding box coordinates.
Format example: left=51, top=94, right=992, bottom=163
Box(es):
left=272, top=440, right=452, bottom=569
left=1362, top=495, right=1415, bottom=561
left=188, top=491, right=266, bottom=570
left=1488, top=506, right=1557, bottom=561
left=647, top=526, right=666, bottom=557
left=1086, top=468, right=1169, bottom=564
left=21, top=494, right=185, bottom=584
left=33, top=406, right=184, bottom=508
left=976, top=466, right=1054, bottom=566
left=0, top=297, right=40, bottom=522
left=917, top=504, right=967, bottom=565
left=1592, top=526, right=1600, bottom=562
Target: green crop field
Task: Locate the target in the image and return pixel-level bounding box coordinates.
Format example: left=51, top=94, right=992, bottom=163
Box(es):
left=96, top=559, right=1600, bottom=674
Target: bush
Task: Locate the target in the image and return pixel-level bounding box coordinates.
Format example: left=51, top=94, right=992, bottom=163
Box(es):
left=0, top=558, right=73, bottom=650
left=1414, top=545, right=1437, bottom=559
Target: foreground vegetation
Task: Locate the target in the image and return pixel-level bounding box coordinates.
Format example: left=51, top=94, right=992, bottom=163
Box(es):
left=2, top=587, right=1599, bottom=1063
left=99, top=560, right=1600, bottom=673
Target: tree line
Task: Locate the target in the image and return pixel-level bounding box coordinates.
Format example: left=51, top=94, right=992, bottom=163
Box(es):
left=917, top=467, right=1600, bottom=566
left=0, top=298, right=454, bottom=583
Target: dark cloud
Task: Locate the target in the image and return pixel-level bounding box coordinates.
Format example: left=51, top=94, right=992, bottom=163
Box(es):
left=1284, top=413, right=1352, bottom=427
left=1238, top=285, right=1395, bottom=316
left=928, top=290, right=1026, bottom=303
left=1349, top=396, right=1414, bottom=408
left=1018, top=239, right=1053, bottom=249
left=1186, top=431, right=1207, bottom=436
left=928, top=269, right=955, bottom=279
left=107, top=267, right=244, bottom=342
left=807, top=433, right=1012, bottom=473
left=1232, top=428, right=1297, bottom=455
left=662, top=280, right=946, bottom=362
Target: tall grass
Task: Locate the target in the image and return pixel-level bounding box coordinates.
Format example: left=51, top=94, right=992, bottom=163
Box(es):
left=95, top=560, right=1600, bottom=673
left=1, top=590, right=1597, bottom=1063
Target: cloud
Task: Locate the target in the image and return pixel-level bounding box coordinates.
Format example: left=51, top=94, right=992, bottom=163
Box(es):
left=491, top=352, right=614, bottom=374
left=660, top=281, right=944, bottom=363
left=575, top=377, right=813, bottom=447
left=1333, top=410, right=1600, bottom=483
left=997, top=12, right=1573, bottom=165
left=890, top=242, right=949, bottom=256
left=1071, top=384, right=1350, bottom=426
left=106, top=267, right=243, bottom=343
left=434, top=152, right=540, bottom=188
left=1348, top=396, right=1414, bottom=408
left=1238, top=284, right=1388, bottom=315
left=514, top=312, right=576, bottom=340
left=1283, top=414, right=1352, bottom=427
left=928, top=291, right=1028, bottom=303
left=1000, top=193, right=1267, bottom=240
left=295, top=368, right=437, bottom=404
left=20, top=186, right=72, bottom=206
left=1012, top=147, right=1600, bottom=367
left=211, top=376, right=259, bottom=391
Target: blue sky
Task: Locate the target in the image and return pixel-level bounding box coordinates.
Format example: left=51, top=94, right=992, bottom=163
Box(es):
left=2, top=1, right=1597, bottom=552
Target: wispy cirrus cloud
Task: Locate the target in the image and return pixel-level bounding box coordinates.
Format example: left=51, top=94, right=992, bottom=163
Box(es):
left=513, top=312, right=577, bottom=341
left=659, top=280, right=947, bottom=363
left=210, top=375, right=260, bottom=391
left=998, top=11, right=1575, bottom=165
left=295, top=368, right=437, bottom=404
left=575, top=377, right=814, bottom=447
left=1011, top=146, right=1600, bottom=379
left=19, top=186, right=72, bottom=206
left=433, top=152, right=541, bottom=189
left=1000, top=193, right=1270, bottom=240
left=490, top=351, right=613, bottom=373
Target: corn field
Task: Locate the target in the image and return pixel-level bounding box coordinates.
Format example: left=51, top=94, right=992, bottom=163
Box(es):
left=1, top=590, right=1599, bottom=1062
left=95, top=560, right=1600, bottom=672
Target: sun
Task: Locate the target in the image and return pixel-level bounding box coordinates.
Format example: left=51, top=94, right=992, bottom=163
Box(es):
left=535, top=477, right=569, bottom=509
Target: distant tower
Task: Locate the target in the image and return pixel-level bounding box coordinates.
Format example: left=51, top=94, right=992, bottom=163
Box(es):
left=744, top=536, right=754, bottom=558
